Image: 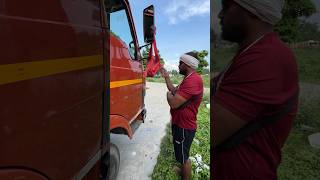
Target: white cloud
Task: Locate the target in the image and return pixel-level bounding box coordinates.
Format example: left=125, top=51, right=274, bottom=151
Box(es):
left=164, top=60, right=179, bottom=71
left=165, top=0, right=210, bottom=25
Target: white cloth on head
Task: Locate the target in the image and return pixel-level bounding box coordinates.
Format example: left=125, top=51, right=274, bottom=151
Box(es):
left=180, top=54, right=199, bottom=69
left=234, top=0, right=284, bottom=25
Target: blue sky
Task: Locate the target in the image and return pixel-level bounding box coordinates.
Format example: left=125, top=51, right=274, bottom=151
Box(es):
left=128, top=0, right=210, bottom=71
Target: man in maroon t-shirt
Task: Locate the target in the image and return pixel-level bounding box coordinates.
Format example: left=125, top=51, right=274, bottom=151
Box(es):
left=212, top=0, right=299, bottom=179
left=160, top=51, right=203, bottom=180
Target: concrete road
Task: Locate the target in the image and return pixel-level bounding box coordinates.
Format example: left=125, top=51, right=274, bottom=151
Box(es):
left=111, top=82, right=171, bottom=180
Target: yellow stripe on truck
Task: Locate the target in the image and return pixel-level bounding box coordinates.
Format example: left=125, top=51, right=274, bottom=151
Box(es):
left=110, top=79, right=143, bottom=88
left=0, top=55, right=103, bottom=85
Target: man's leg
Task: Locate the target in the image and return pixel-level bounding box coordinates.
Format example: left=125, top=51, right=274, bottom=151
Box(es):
left=182, top=159, right=192, bottom=180
left=181, top=128, right=196, bottom=180
left=172, top=125, right=195, bottom=179
left=172, top=124, right=184, bottom=177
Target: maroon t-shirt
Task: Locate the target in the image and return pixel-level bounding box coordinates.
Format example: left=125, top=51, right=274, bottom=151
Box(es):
left=171, top=72, right=203, bottom=130
left=213, top=32, right=299, bottom=179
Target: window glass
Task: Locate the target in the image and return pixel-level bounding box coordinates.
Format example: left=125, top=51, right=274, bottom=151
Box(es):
left=110, top=9, right=136, bottom=60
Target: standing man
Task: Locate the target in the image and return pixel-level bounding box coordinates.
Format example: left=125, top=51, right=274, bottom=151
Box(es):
left=212, top=0, right=299, bottom=179
left=160, top=51, right=203, bottom=180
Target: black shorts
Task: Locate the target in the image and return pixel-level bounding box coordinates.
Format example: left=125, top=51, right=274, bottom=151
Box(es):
left=172, top=124, right=196, bottom=164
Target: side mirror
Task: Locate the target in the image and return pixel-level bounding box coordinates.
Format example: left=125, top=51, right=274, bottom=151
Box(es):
left=143, top=5, right=154, bottom=44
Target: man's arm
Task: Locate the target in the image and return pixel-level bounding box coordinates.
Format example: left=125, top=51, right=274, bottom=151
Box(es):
left=212, top=101, right=248, bottom=146
left=160, top=68, right=176, bottom=92
left=167, top=91, right=188, bottom=109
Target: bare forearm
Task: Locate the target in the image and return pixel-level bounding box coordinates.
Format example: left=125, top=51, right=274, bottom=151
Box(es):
left=167, top=91, right=176, bottom=108
left=212, top=102, right=247, bottom=146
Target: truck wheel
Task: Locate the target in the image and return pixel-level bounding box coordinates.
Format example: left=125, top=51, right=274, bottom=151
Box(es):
left=109, top=143, right=120, bottom=180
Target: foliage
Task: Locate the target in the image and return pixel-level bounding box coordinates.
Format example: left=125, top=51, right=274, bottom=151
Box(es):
left=195, top=50, right=209, bottom=75
left=278, top=93, right=320, bottom=179
left=202, top=68, right=210, bottom=75
left=141, top=47, right=165, bottom=68
left=293, top=48, right=320, bottom=84
left=275, top=0, right=316, bottom=42
left=297, top=21, right=320, bottom=41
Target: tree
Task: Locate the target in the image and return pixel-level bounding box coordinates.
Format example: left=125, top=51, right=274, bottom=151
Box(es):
left=275, top=0, right=316, bottom=42
left=202, top=68, right=210, bottom=75
left=171, top=70, right=179, bottom=76
left=193, top=50, right=209, bottom=75
left=141, top=46, right=165, bottom=69
left=297, top=21, right=320, bottom=41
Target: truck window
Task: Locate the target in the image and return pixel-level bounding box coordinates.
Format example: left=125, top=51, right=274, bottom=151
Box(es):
left=110, top=8, right=137, bottom=60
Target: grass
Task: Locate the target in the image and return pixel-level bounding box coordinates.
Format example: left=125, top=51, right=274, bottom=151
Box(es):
left=212, top=47, right=320, bottom=179
left=151, top=94, right=210, bottom=180
left=147, top=74, right=210, bottom=88
left=294, top=49, right=320, bottom=84
left=278, top=94, right=320, bottom=179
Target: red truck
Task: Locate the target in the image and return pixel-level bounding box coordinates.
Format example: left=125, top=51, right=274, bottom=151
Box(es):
left=0, top=0, right=154, bottom=179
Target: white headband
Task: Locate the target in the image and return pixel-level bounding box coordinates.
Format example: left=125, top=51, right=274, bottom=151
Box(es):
left=234, top=0, right=284, bottom=25
left=180, top=54, right=199, bottom=69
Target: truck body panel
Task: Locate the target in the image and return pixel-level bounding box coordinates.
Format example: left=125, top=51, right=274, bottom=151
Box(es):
left=0, top=0, right=147, bottom=178
left=0, top=0, right=105, bottom=179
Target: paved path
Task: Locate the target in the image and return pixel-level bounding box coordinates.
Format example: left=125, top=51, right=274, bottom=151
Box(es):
left=111, top=82, right=171, bottom=180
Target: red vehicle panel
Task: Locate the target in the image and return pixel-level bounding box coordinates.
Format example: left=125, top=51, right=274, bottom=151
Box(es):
left=0, top=0, right=151, bottom=178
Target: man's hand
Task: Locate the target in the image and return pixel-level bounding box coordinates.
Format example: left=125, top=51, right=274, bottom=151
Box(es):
left=161, top=67, right=176, bottom=92
left=160, top=67, right=169, bottom=79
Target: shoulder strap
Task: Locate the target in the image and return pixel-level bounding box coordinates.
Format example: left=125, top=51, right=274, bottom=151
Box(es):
left=215, top=91, right=298, bottom=152
left=177, top=94, right=196, bottom=109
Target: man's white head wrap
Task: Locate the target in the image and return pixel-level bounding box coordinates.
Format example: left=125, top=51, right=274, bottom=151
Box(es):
left=234, top=0, right=285, bottom=25
left=180, top=54, right=199, bottom=69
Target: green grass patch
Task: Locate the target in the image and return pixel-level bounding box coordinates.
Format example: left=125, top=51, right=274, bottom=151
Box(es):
left=278, top=129, right=320, bottom=180
left=151, top=98, right=210, bottom=180
left=147, top=75, right=210, bottom=88
left=278, top=94, right=320, bottom=179
left=294, top=48, right=320, bottom=84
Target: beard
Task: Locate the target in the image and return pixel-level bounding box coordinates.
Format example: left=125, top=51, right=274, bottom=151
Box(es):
left=221, top=26, right=245, bottom=43
left=179, top=69, right=186, bottom=75
left=220, top=19, right=246, bottom=43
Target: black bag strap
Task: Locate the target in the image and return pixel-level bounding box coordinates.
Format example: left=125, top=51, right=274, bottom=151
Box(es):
left=177, top=93, right=198, bottom=109
left=215, top=91, right=298, bottom=152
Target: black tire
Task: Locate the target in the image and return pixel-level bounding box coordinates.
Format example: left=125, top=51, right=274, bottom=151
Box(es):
left=109, top=143, right=120, bottom=180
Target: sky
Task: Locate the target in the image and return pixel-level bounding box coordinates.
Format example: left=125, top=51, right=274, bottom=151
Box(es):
left=128, top=0, right=210, bottom=71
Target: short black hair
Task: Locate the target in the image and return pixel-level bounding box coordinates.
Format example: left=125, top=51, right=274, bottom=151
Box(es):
left=185, top=51, right=198, bottom=59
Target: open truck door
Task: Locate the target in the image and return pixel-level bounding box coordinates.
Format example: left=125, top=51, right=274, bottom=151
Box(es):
left=106, top=0, right=155, bottom=179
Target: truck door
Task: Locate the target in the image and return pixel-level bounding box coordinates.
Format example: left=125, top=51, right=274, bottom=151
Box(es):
left=109, top=1, right=143, bottom=122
